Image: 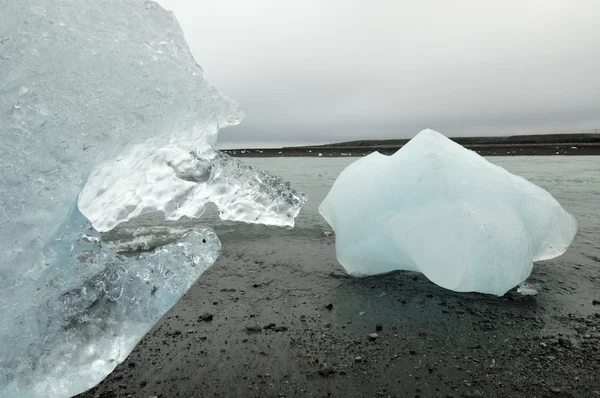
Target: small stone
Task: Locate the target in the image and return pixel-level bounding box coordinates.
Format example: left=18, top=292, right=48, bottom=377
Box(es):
left=471, top=389, right=484, bottom=398
left=539, top=342, right=547, bottom=348
left=139, top=380, right=147, bottom=387
left=558, top=337, right=573, bottom=347
left=550, top=387, right=561, bottom=393
left=325, top=303, right=333, bottom=311
left=367, top=333, right=378, bottom=340
left=200, top=313, right=213, bottom=322
left=375, top=323, right=383, bottom=331
left=595, top=313, right=600, bottom=318
left=593, top=299, right=600, bottom=306
left=318, top=366, right=335, bottom=376
left=246, top=325, right=263, bottom=333
left=354, top=356, right=363, bottom=362
left=359, top=311, right=365, bottom=316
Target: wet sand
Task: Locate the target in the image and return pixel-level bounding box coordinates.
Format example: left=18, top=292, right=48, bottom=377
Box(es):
left=79, top=230, right=600, bottom=398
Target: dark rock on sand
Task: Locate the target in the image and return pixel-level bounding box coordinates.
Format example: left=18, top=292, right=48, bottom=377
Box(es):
left=245, top=325, right=262, bottom=333
left=558, top=337, right=573, bottom=347
left=318, top=366, right=335, bottom=377
left=199, top=312, right=213, bottom=322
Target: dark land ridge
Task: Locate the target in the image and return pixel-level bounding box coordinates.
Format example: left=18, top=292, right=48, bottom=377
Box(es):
left=222, top=133, right=600, bottom=157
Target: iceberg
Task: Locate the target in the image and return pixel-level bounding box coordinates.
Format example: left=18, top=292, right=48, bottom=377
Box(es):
left=319, top=129, right=577, bottom=296
left=0, top=0, right=305, bottom=396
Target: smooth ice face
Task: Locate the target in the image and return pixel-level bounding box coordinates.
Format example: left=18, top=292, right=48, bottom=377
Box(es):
left=319, top=129, right=577, bottom=296
left=0, top=1, right=305, bottom=396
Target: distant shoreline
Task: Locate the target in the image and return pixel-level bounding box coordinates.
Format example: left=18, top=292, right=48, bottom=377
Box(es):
left=222, top=133, right=600, bottom=157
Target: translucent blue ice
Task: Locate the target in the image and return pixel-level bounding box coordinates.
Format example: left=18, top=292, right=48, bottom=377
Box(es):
left=0, top=1, right=304, bottom=396
left=319, top=129, right=577, bottom=296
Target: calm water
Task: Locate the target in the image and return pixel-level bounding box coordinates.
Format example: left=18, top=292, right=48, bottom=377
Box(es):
left=234, top=156, right=600, bottom=263
left=113, top=156, right=599, bottom=264
left=245, top=157, right=597, bottom=225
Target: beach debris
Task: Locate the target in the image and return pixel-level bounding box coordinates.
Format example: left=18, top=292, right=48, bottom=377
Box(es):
left=319, top=129, right=577, bottom=296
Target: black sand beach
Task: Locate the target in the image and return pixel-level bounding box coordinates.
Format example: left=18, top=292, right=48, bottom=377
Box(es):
left=80, top=227, right=600, bottom=398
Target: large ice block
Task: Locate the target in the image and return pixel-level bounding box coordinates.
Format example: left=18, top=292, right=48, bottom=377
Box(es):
left=319, top=129, right=577, bottom=296
left=0, top=0, right=305, bottom=396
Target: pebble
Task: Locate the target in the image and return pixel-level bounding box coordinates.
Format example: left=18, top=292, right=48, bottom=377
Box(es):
left=318, top=366, right=335, bottom=376
left=558, top=337, right=573, bottom=347
left=471, top=389, right=484, bottom=398
left=593, top=299, right=600, bottom=305
left=199, top=313, right=213, bottom=322
left=325, top=303, right=333, bottom=311
left=245, top=325, right=263, bottom=333
left=367, top=333, right=378, bottom=340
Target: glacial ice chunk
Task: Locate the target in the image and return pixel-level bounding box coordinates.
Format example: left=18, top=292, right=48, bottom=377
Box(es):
left=0, top=0, right=305, bottom=396
left=79, top=151, right=305, bottom=232
left=319, top=129, right=577, bottom=296
left=0, top=208, right=221, bottom=397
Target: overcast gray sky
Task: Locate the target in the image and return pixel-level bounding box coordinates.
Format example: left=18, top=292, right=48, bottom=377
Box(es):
left=158, top=0, right=600, bottom=148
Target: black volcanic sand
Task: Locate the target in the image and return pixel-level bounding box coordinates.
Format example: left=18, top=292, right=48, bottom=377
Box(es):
left=79, top=232, right=600, bottom=398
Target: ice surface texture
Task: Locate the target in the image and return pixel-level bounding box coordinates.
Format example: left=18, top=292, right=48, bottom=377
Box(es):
left=0, top=208, right=220, bottom=397
left=0, top=0, right=304, bottom=396
left=319, top=130, right=577, bottom=296
left=79, top=151, right=305, bottom=232
left=0, top=0, right=240, bottom=280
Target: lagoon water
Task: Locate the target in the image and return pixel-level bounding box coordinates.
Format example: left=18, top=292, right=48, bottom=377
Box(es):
left=110, top=155, right=599, bottom=274
left=242, top=156, right=599, bottom=245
